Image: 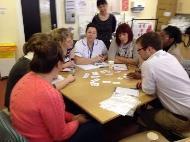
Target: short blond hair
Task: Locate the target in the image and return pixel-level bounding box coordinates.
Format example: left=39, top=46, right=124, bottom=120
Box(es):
left=50, top=28, right=73, bottom=43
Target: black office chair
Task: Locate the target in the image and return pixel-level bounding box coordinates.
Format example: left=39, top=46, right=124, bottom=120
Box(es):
left=0, top=110, right=27, bottom=142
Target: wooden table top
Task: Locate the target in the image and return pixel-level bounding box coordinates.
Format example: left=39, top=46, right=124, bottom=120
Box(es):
left=61, top=65, right=155, bottom=124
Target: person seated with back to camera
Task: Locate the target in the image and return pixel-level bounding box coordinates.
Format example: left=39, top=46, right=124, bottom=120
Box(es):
left=74, top=22, right=108, bottom=65
left=108, top=23, right=140, bottom=66
left=5, top=33, right=52, bottom=109
left=4, top=33, right=75, bottom=110
left=10, top=38, right=103, bottom=142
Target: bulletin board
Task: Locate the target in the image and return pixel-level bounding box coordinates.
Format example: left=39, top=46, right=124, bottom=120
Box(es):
left=131, top=18, right=158, bottom=39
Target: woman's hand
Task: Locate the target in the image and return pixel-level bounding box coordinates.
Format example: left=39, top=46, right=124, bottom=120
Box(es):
left=65, top=74, right=75, bottom=83
left=72, top=114, right=89, bottom=124
left=63, top=61, right=75, bottom=68
left=92, top=55, right=105, bottom=63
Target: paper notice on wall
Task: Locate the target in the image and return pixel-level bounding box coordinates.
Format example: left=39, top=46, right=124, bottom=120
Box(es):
left=76, top=0, right=97, bottom=37
left=132, top=22, right=154, bottom=39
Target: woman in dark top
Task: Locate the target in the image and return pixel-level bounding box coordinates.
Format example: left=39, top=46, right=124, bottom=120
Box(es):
left=92, top=0, right=116, bottom=49
left=4, top=33, right=50, bottom=109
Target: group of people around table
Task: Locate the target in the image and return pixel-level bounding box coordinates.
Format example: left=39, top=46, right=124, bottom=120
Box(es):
left=4, top=0, right=190, bottom=141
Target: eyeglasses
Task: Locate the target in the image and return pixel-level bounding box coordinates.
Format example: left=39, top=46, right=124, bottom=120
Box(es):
left=137, top=47, right=145, bottom=52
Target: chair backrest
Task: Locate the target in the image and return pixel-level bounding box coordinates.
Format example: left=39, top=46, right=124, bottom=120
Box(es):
left=0, top=111, right=27, bottom=142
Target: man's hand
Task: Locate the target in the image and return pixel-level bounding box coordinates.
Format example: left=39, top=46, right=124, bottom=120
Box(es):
left=136, top=81, right=142, bottom=89
left=127, top=71, right=141, bottom=79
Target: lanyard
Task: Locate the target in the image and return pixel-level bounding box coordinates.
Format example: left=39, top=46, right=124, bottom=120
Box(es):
left=88, top=43, right=94, bottom=58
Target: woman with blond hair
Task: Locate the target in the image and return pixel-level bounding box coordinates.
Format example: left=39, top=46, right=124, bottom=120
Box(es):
left=51, top=28, right=75, bottom=68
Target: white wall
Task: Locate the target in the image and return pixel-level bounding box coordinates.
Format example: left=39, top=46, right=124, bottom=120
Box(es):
left=124, top=0, right=158, bottom=20
left=0, top=0, right=25, bottom=59
left=57, top=0, right=158, bottom=40
left=0, top=0, right=157, bottom=58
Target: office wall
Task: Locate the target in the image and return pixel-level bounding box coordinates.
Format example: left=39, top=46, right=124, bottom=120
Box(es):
left=0, top=0, right=25, bottom=59
left=0, top=0, right=157, bottom=58
left=58, top=0, right=158, bottom=40
left=124, top=0, right=158, bottom=20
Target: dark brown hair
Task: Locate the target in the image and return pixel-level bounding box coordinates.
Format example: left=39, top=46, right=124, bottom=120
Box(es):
left=86, top=22, right=98, bottom=33
left=97, top=0, right=107, bottom=7
left=163, top=26, right=182, bottom=44
left=23, top=33, right=51, bottom=55
left=115, top=23, right=133, bottom=46
left=136, top=32, right=162, bottom=51
left=30, top=40, right=64, bottom=73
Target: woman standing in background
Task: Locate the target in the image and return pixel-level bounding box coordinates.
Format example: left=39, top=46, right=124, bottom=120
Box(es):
left=92, top=0, right=116, bottom=49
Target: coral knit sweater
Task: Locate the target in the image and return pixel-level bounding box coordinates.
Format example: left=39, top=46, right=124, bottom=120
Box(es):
left=10, top=72, right=79, bottom=142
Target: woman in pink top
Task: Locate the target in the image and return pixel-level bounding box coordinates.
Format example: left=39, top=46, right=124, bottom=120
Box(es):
left=10, top=37, right=103, bottom=142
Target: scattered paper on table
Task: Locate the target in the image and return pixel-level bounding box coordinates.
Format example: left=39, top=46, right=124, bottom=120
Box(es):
left=94, top=62, right=109, bottom=68
left=62, top=68, right=72, bottom=72
left=114, top=64, right=128, bottom=71
left=99, top=87, right=140, bottom=116
left=77, top=64, right=99, bottom=70
left=115, top=87, right=139, bottom=97
left=83, top=73, right=90, bottom=79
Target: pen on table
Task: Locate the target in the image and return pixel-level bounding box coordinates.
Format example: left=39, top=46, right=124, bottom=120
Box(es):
left=129, top=87, right=138, bottom=90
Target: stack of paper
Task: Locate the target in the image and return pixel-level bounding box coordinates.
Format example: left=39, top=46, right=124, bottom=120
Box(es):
left=77, top=62, right=108, bottom=70
left=100, top=87, right=140, bottom=116
left=94, top=62, right=108, bottom=68
left=77, top=64, right=99, bottom=70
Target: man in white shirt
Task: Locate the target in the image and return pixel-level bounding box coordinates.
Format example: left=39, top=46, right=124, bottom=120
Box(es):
left=136, top=32, right=190, bottom=135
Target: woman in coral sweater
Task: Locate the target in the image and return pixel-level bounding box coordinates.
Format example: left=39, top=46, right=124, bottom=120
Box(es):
left=10, top=38, right=103, bottom=142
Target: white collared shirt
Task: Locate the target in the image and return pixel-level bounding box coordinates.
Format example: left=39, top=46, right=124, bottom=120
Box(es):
left=24, top=52, right=34, bottom=60
left=74, top=38, right=107, bottom=58
left=141, top=50, right=190, bottom=119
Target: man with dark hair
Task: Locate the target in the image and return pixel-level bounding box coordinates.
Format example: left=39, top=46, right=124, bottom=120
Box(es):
left=136, top=32, right=190, bottom=137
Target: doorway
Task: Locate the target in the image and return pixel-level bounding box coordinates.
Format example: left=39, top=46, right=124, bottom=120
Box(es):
left=21, top=0, right=57, bottom=41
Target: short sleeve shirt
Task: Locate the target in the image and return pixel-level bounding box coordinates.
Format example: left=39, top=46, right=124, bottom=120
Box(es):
left=74, top=38, right=107, bottom=58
